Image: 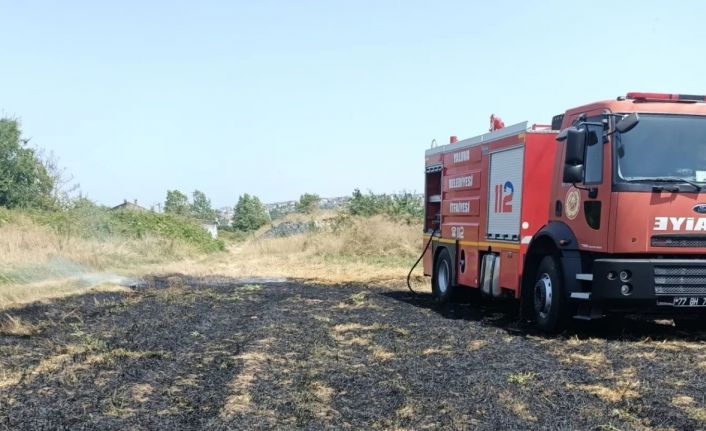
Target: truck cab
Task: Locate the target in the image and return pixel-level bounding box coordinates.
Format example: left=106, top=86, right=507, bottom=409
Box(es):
left=529, top=92, right=706, bottom=329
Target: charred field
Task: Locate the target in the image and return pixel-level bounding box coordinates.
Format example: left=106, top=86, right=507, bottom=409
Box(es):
left=1, top=277, right=705, bottom=430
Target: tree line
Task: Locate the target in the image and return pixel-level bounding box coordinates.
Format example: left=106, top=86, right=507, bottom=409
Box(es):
left=161, top=190, right=320, bottom=232
left=1, top=117, right=422, bottom=234
left=161, top=188, right=422, bottom=234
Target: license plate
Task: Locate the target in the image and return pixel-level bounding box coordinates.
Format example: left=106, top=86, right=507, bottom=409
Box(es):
left=673, top=297, right=706, bottom=307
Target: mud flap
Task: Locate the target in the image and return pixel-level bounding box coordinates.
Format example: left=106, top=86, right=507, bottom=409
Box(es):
left=480, top=253, right=501, bottom=297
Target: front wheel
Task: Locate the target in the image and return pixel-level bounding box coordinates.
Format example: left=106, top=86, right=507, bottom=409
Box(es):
left=532, top=255, right=569, bottom=333
left=432, top=248, right=455, bottom=303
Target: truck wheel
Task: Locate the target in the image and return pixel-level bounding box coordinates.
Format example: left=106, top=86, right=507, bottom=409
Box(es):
left=532, top=255, right=568, bottom=333
left=432, top=248, right=455, bottom=303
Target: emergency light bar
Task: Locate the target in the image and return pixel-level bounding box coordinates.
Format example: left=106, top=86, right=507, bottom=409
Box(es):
left=625, top=92, right=706, bottom=102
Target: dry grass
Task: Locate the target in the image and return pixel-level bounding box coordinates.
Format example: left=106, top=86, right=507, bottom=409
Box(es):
left=147, top=215, right=424, bottom=285
left=0, top=213, right=203, bottom=309
left=0, top=212, right=199, bottom=270
left=0, top=314, right=37, bottom=337
left=0, top=212, right=423, bottom=310
left=0, top=280, right=131, bottom=310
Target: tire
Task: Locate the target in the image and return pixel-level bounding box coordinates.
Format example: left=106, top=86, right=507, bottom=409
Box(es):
left=432, top=248, right=455, bottom=303
left=532, top=255, right=569, bottom=333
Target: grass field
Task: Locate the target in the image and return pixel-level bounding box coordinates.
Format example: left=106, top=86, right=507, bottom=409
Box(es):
left=0, top=207, right=222, bottom=308
left=147, top=215, right=424, bottom=286
left=2, top=210, right=706, bottom=429
left=1, top=276, right=705, bottom=430
left=0, top=210, right=423, bottom=309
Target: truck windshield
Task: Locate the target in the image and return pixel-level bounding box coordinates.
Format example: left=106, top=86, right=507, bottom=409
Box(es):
left=615, top=114, right=706, bottom=184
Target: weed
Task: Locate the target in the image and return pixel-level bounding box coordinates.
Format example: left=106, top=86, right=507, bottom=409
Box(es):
left=507, top=372, right=537, bottom=385
left=350, top=292, right=367, bottom=305
left=240, top=284, right=263, bottom=293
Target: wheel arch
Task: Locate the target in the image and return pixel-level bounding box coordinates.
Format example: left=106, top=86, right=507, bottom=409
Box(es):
left=432, top=242, right=457, bottom=287
left=521, top=222, right=583, bottom=316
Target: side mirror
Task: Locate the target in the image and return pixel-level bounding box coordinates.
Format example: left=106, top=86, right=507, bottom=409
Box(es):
left=565, top=128, right=586, bottom=165
left=563, top=127, right=586, bottom=183
left=615, top=113, right=639, bottom=133
left=563, top=164, right=584, bottom=183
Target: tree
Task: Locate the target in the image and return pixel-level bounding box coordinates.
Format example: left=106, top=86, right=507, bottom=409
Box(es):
left=233, top=193, right=269, bottom=232
left=191, top=190, right=216, bottom=220
left=38, top=148, right=79, bottom=209
left=164, top=190, right=190, bottom=215
left=0, top=118, right=55, bottom=209
left=295, top=193, right=321, bottom=214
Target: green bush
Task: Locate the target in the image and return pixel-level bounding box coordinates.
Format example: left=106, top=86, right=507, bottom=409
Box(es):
left=0, top=207, right=17, bottom=227
left=26, top=203, right=224, bottom=252
left=347, top=189, right=422, bottom=222
left=110, top=211, right=225, bottom=252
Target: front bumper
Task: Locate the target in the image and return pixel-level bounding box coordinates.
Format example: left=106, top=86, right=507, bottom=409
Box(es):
left=589, top=258, right=706, bottom=311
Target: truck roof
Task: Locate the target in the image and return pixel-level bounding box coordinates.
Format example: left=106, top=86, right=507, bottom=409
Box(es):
left=427, top=93, right=706, bottom=159
left=424, top=122, right=556, bottom=157
left=565, top=95, right=706, bottom=118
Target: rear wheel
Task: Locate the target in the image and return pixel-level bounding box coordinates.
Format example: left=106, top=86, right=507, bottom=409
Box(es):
left=432, top=248, right=455, bottom=303
left=532, top=255, right=568, bottom=333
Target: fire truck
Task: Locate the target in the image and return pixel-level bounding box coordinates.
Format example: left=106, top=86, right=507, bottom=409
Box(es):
left=422, top=92, right=706, bottom=331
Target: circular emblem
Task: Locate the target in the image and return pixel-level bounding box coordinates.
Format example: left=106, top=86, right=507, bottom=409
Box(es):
left=694, top=204, right=706, bottom=214
left=565, top=188, right=580, bottom=220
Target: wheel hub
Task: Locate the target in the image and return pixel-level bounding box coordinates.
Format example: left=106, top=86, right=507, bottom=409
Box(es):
left=437, top=260, right=449, bottom=294
left=534, top=273, right=553, bottom=319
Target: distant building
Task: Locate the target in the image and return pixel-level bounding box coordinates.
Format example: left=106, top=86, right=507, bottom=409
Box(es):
left=263, top=196, right=352, bottom=216
left=200, top=220, right=218, bottom=239
left=111, top=199, right=148, bottom=211
left=216, top=207, right=234, bottom=227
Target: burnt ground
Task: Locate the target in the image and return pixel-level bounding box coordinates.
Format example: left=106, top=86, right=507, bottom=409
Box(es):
left=1, top=277, right=705, bottom=430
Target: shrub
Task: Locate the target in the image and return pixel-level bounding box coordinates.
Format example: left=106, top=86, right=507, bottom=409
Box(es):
left=27, top=204, right=224, bottom=253
left=110, top=211, right=225, bottom=252
left=347, top=189, right=422, bottom=222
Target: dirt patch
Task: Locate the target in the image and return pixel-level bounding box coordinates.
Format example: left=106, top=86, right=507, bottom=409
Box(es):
left=0, top=277, right=705, bottom=430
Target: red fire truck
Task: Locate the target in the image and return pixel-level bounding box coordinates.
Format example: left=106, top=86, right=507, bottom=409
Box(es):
left=422, top=92, right=706, bottom=331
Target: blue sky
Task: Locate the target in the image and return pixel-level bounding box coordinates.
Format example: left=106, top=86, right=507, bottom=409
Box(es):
left=2, top=1, right=705, bottom=208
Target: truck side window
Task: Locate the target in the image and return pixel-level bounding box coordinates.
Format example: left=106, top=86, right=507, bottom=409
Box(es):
left=584, top=123, right=604, bottom=184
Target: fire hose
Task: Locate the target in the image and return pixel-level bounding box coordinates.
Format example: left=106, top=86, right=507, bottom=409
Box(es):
left=406, top=229, right=437, bottom=295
